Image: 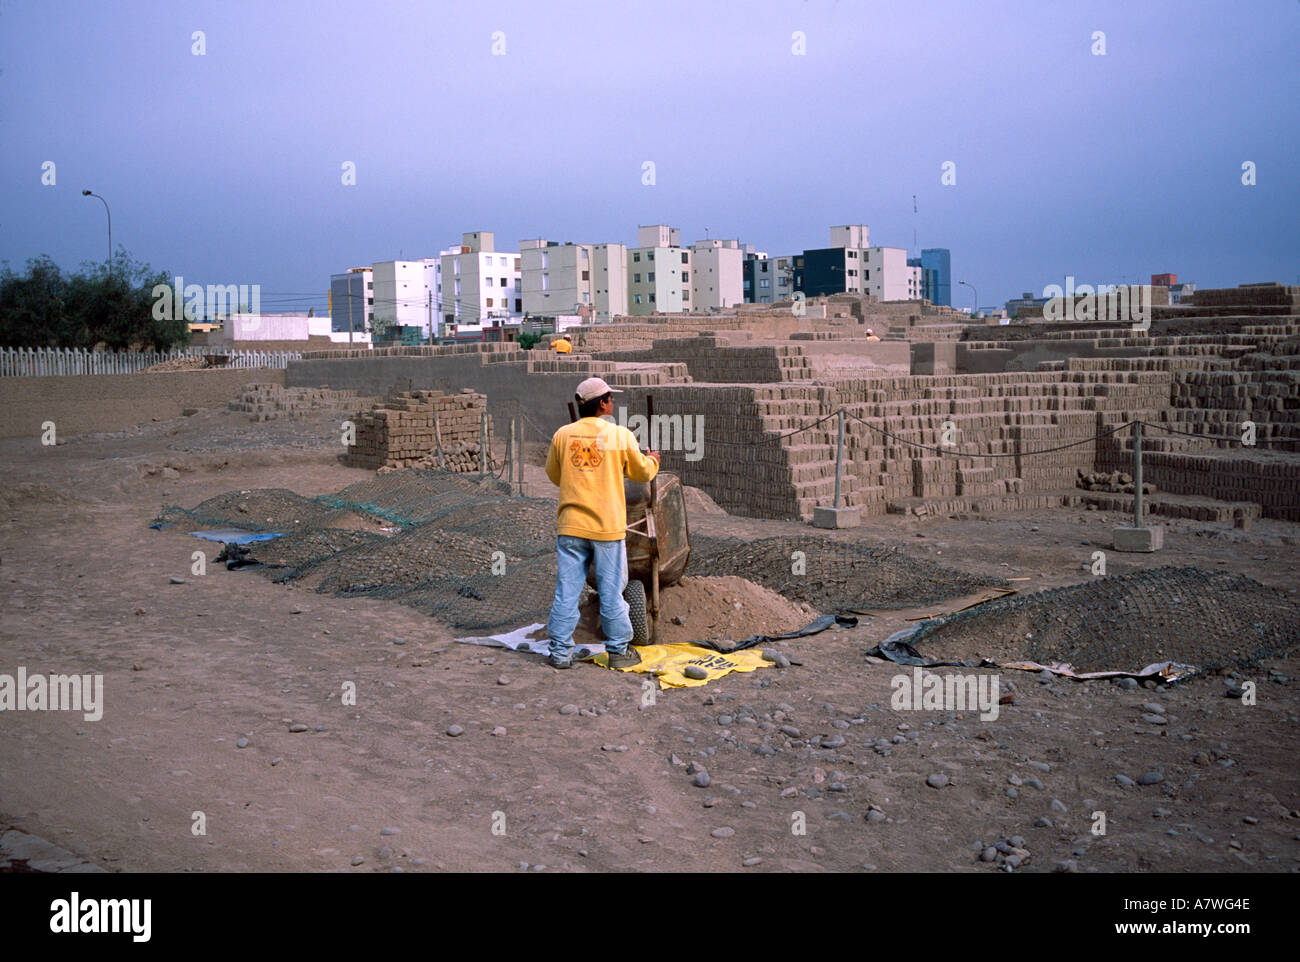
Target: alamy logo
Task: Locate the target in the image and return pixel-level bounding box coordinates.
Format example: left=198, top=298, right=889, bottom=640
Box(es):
left=50, top=893, right=151, bottom=942
left=151, top=275, right=261, bottom=321
left=891, top=667, right=1000, bottom=721
left=0, top=668, right=103, bottom=721
left=1042, top=276, right=1152, bottom=330
left=596, top=406, right=704, bottom=462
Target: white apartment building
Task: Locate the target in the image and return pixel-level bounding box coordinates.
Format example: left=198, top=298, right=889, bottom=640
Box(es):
left=865, top=246, right=922, bottom=301
left=592, top=243, right=628, bottom=320
left=691, top=238, right=745, bottom=310
left=519, top=240, right=628, bottom=322
left=627, top=224, right=691, bottom=315
left=371, top=258, right=441, bottom=338
left=440, top=231, right=522, bottom=331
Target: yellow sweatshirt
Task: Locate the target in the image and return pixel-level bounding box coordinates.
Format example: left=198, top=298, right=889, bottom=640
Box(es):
left=545, top=416, right=659, bottom=540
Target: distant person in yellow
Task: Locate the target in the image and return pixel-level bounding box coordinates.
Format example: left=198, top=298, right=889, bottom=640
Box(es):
left=544, top=377, right=659, bottom=670
left=865, top=328, right=880, bottom=341
left=551, top=335, right=572, bottom=354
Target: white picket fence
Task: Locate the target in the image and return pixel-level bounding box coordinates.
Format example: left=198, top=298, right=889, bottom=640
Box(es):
left=0, top=346, right=302, bottom=376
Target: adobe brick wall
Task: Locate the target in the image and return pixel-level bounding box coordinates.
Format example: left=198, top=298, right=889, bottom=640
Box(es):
left=0, top=368, right=285, bottom=439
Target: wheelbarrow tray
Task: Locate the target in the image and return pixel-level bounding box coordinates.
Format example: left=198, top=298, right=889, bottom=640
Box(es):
left=624, top=471, right=690, bottom=587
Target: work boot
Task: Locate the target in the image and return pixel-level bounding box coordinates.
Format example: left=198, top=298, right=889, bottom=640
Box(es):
left=547, top=654, right=573, bottom=670
left=607, top=646, right=641, bottom=670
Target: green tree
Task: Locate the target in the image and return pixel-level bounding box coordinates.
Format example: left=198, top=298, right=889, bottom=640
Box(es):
left=0, top=248, right=186, bottom=350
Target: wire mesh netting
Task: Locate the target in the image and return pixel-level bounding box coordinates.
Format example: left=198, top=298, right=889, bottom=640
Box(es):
left=907, top=566, right=1300, bottom=673
left=154, top=469, right=1022, bottom=633
left=686, top=535, right=1008, bottom=611
left=155, top=470, right=562, bottom=630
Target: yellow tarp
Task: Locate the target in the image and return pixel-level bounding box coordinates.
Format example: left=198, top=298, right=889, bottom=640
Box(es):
left=597, top=644, right=772, bottom=688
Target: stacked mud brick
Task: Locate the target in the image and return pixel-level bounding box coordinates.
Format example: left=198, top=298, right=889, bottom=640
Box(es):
left=607, top=336, right=814, bottom=383
left=228, top=383, right=366, bottom=421
left=344, top=390, right=493, bottom=472
left=301, top=342, right=525, bottom=361
left=625, top=384, right=862, bottom=519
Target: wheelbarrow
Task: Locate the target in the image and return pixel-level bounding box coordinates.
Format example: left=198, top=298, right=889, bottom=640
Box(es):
left=586, top=473, right=690, bottom=645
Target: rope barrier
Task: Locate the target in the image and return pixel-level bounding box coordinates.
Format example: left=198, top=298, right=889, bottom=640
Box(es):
left=1137, top=420, right=1300, bottom=446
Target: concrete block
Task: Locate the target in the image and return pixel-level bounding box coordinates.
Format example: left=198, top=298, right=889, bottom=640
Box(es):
left=812, top=505, right=861, bottom=529
left=1113, top=526, right=1163, bottom=552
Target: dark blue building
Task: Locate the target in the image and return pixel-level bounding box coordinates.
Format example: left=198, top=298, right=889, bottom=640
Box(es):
left=907, top=248, right=952, bottom=307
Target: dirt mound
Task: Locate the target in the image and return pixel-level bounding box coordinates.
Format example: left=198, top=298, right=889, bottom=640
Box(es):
left=137, top=355, right=207, bottom=373
left=683, top=485, right=727, bottom=516
left=572, top=575, right=816, bottom=647
left=0, top=482, right=79, bottom=510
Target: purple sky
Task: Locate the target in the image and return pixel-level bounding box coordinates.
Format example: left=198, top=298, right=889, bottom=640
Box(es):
left=3, top=0, right=1297, bottom=313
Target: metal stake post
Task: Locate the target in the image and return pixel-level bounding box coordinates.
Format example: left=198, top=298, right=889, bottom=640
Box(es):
left=1133, top=420, right=1144, bottom=527
left=509, top=416, right=518, bottom=495
left=479, top=411, right=488, bottom=477
left=833, top=408, right=845, bottom=509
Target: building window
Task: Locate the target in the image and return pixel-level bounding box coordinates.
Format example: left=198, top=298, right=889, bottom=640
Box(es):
left=453, top=259, right=460, bottom=275
left=649, top=272, right=655, bottom=281
left=847, top=250, right=857, bottom=258
left=581, top=270, right=589, bottom=280
left=633, top=252, right=640, bottom=262
left=649, top=293, right=656, bottom=302
left=543, top=274, right=550, bottom=291
left=648, top=251, right=655, bottom=261
left=865, top=270, right=870, bottom=280
left=486, top=298, right=494, bottom=307
left=634, top=294, right=641, bottom=304
left=541, top=253, right=549, bottom=269
left=634, top=273, right=641, bottom=283
left=485, top=276, right=493, bottom=286
left=759, top=279, right=770, bottom=288
left=681, top=253, right=688, bottom=264
left=501, top=278, right=508, bottom=287
left=760, top=262, right=768, bottom=273
left=514, top=299, right=521, bottom=312
left=681, top=271, right=688, bottom=282
left=580, top=249, right=589, bottom=262
left=499, top=256, right=507, bottom=267
left=582, top=292, right=590, bottom=303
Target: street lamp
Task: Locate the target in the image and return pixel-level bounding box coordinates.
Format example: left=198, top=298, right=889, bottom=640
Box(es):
left=958, top=279, right=978, bottom=316
left=82, top=190, right=112, bottom=271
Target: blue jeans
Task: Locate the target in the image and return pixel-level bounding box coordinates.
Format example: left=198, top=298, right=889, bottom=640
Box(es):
left=548, top=536, right=631, bottom=661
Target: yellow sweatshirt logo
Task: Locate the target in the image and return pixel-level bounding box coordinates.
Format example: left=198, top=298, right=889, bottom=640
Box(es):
left=569, top=438, right=604, bottom=469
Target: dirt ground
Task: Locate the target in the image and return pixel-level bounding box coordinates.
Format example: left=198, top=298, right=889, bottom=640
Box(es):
left=1, top=405, right=1297, bottom=873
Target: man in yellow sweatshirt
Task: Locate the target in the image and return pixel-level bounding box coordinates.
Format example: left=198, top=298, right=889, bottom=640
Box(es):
left=544, top=377, right=659, bottom=669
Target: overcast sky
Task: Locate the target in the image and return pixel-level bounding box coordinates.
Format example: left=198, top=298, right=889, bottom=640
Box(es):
left=2, top=0, right=1297, bottom=313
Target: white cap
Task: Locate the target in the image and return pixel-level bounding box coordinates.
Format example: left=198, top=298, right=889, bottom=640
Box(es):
left=575, top=376, right=622, bottom=402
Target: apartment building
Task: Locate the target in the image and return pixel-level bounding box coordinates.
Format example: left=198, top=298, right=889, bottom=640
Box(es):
left=440, top=231, right=522, bottom=330
left=690, top=238, right=745, bottom=310
left=519, top=239, right=629, bottom=322
left=627, top=224, right=691, bottom=315
left=796, top=225, right=920, bottom=302
left=371, top=258, right=440, bottom=338
left=329, top=267, right=373, bottom=336
left=866, top=247, right=922, bottom=301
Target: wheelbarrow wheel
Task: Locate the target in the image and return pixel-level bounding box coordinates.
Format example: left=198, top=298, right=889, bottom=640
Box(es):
left=624, top=579, right=651, bottom=646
